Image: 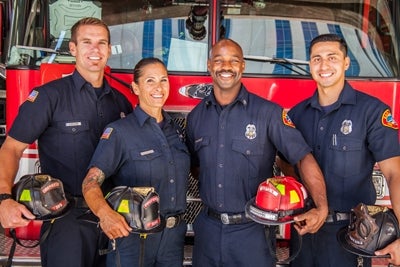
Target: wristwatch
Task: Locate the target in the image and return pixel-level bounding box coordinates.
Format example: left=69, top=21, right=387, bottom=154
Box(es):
left=0, top=193, right=13, bottom=204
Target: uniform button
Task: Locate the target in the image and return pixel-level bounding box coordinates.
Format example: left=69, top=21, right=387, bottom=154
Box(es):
left=246, top=150, right=251, bottom=155
left=218, top=184, right=222, bottom=188
left=218, top=203, right=223, bottom=208
left=72, top=128, right=76, bottom=132
left=219, top=144, right=224, bottom=148
left=171, top=197, right=175, bottom=202
left=218, top=163, right=223, bottom=168
left=342, top=146, right=347, bottom=150
left=320, top=126, right=324, bottom=131
left=169, top=161, right=174, bottom=164
left=170, top=179, right=175, bottom=183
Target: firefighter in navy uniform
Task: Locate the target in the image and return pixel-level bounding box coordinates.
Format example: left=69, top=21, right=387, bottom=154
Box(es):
left=82, top=58, right=189, bottom=267
left=185, top=38, right=328, bottom=267
left=0, top=18, right=132, bottom=267
left=277, top=34, right=400, bottom=267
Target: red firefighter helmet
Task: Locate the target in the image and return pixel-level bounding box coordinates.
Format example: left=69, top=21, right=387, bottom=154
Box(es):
left=245, top=176, right=308, bottom=225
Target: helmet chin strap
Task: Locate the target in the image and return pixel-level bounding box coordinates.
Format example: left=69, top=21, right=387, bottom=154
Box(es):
left=7, top=219, right=55, bottom=267
left=263, top=224, right=302, bottom=264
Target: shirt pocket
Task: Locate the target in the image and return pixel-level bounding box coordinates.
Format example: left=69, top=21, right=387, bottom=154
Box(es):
left=231, top=139, right=265, bottom=198
left=328, top=136, right=363, bottom=177
left=129, top=148, right=163, bottom=184
left=193, top=136, right=210, bottom=152
left=56, top=120, right=90, bottom=134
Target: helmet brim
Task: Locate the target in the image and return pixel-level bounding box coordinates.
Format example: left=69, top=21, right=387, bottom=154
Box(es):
left=77, top=210, right=166, bottom=234
left=130, top=216, right=166, bottom=234
left=336, top=226, right=390, bottom=258
left=245, top=198, right=295, bottom=226
left=34, top=198, right=73, bottom=221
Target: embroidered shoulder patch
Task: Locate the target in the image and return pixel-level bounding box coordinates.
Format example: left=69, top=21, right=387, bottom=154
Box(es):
left=282, top=110, right=295, bottom=128
left=27, top=90, right=39, bottom=102
left=381, top=109, right=399, bottom=130
left=101, top=127, right=114, bottom=139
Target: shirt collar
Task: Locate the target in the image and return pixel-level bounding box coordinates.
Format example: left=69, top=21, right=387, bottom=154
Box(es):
left=205, top=84, right=249, bottom=109
left=71, top=70, right=112, bottom=94
left=134, top=105, right=172, bottom=127
left=309, top=81, right=356, bottom=110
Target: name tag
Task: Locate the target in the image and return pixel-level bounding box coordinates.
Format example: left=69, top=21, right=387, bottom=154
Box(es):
left=140, top=150, right=154, bottom=156
left=65, top=122, right=82, bottom=127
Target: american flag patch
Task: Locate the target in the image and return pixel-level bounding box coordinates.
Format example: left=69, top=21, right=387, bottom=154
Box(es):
left=27, top=90, right=39, bottom=102
left=101, top=127, right=113, bottom=139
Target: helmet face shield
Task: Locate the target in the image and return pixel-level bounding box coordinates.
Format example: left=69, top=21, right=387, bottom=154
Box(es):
left=337, top=203, right=400, bottom=257
left=245, top=176, right=308, bottom=225
left=12, top=174, right=70, bottom=221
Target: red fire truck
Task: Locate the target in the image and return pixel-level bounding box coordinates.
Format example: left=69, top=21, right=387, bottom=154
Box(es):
left=0, top=0, right=399, bottom=266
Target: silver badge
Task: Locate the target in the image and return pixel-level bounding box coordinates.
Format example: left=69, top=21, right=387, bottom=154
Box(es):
left=245, top=124, right=257, bottom=140
left=340, top=120, right=352, bottom=135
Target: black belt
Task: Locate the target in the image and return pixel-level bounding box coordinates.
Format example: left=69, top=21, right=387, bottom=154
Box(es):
left=207, top=208, right=251, bottom=225
left=70, top=196, right=88, bottom=208
left=325, top=211, right=350, bottom=223
left=165, top=214, right=184, bottom=229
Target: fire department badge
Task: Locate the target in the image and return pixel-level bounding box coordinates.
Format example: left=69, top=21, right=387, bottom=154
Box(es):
left=282, top=110, right=295, bottom=128
left=340, top=120, right=352, bottom=135
left=381, top=109, right=399, bottom=130
left=245, top=124, right=257, bottom=140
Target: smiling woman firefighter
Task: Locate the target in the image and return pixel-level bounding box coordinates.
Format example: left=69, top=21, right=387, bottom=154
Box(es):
left=82, top=57, right=190, bottom=267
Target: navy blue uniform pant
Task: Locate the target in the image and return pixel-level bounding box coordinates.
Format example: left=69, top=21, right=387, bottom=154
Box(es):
left=193, top=209, right=276, bottom=267
left=289, top=222, right=371, bottom=267
left=106, top=220, right=186, bottom=267
left=40, top=207, right=105, bottom=267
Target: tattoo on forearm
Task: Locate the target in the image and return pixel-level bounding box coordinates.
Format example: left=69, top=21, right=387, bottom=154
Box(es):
left=82, top=169, right=105, bottom=194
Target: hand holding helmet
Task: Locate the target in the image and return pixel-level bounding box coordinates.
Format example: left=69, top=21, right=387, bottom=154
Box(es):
left=337, top=203, right=400, bottom=258
left=12, top=174, right=70, bottom=221
left=105, top=186, right=165, bottom=234
left=245, top=176, right=308, bottom=225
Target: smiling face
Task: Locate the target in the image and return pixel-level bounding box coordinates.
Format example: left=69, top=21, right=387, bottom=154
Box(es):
left=208, top=39, right=245, bottom=95
left=309, top=41, right=350, bottom=92
left=69, top=24, right=111, bottom=76
left=132, top=62, right=170, bottom=117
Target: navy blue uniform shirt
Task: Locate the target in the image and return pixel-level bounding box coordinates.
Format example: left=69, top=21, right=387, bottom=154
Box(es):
left=186, top=84, right=311, bottom=213
left=9, top=70, right=133, bottom=196
left=89, top=106, right=190, bottom=216
left=288, top=81, right=400, bottom=211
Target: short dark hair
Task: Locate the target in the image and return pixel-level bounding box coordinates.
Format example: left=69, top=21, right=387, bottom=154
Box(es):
left=309, top=34, right=348, bottom=57
left=70, top=17, right=110, bottom=44
left=133, top=57, right=166, bottom=84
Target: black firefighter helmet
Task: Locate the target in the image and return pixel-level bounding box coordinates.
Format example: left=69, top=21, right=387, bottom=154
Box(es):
left=337, top=203, right=400, bottom=258
left=105, top=186, right=165, bottom=234
left=12, top=174, right=71, bottom=221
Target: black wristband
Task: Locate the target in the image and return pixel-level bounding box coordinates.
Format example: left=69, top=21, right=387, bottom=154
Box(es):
left=0, top=193, right=13, bottom=204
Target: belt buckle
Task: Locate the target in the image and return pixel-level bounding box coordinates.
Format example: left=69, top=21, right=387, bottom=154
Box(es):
left=166, top=216, right=177, bottom=228
left=221, top=213, right=230, bottom=224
